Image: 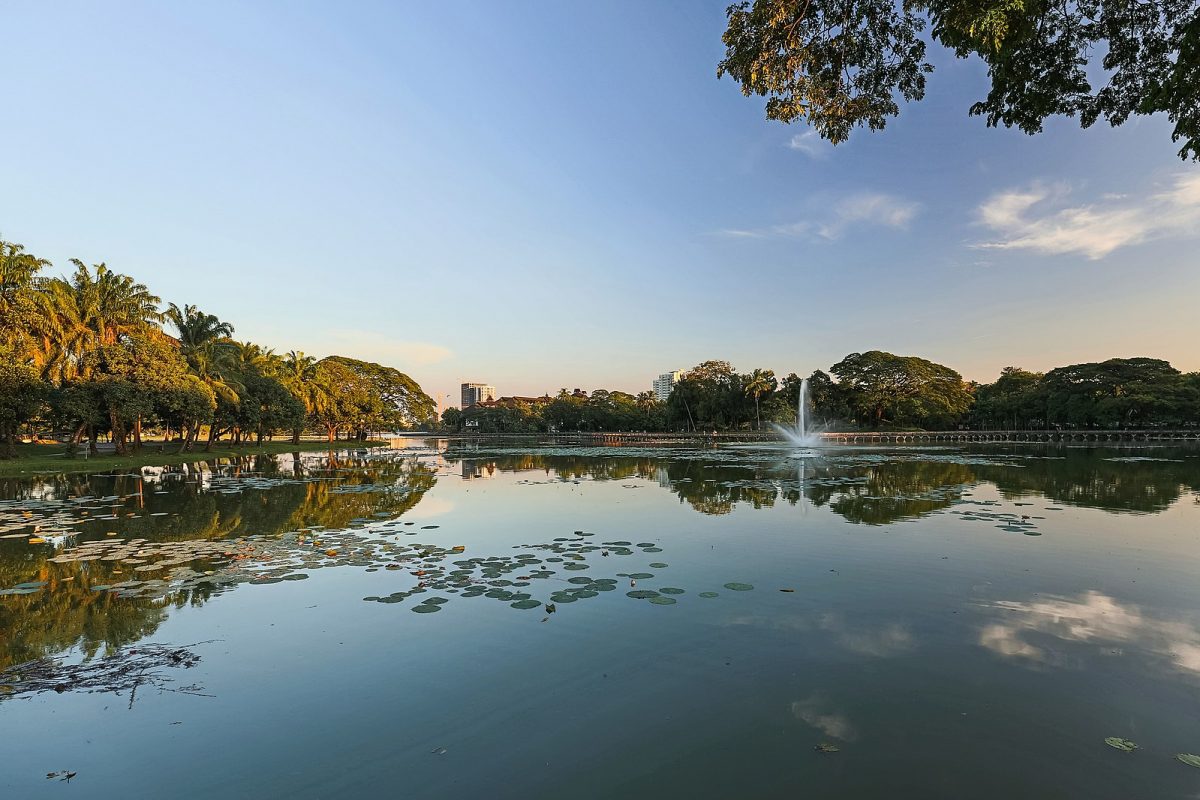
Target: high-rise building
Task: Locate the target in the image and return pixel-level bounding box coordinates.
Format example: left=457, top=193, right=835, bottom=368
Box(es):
left=461, top=383, right=497, bottom=407
left=653, top=370, right=684, bottom=402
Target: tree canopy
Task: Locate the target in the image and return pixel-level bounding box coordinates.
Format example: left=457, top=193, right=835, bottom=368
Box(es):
left=719, top=0, right=1200, bottom=159
left=0, top=237, right=435, bottom=457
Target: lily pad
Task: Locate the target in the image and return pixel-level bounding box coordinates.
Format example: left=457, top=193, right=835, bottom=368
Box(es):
left=659, top=587, right=685, bottom=595
left=627, top=590, right=660, bottom=599
left=649, top=562, right=668, bottom=568
left=815, top=743, right=840, bottom=753
left=648, top=596, right=676, bottom=605
left=1104, top=737, right=1139, bottom=752
left=699, top=591, right=719, bottom=598
left=723, top=582, right=754, bottom=591
left=1176, top=754, right=1200, bottom=768
left=411, top=603, right=442, bottom=613
left=628, top=572, right=654, bottom=580
left=510, top=599, right=541, bottom=610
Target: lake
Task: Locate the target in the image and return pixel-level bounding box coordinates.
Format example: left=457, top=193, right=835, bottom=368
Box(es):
left=3, top=439, right=1200, bottom=798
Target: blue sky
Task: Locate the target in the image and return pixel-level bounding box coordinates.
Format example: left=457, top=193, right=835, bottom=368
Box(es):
left=3, top=1, right=1198, bottom=406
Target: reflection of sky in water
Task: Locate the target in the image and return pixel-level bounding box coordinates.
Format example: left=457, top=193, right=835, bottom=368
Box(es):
left=979, top=590, right=1200, bottom=676
left=3, top=443, right=1200, bottom=798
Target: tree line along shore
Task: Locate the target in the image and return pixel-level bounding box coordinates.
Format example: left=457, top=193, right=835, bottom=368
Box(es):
left=446, top=356, right=1200, bottom=435
left=4, top=239, right=1198, bottom=461
left=1, top=240, right=434, bottom=460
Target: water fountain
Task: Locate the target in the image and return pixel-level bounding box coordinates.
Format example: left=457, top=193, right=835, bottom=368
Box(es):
left=772, top=377, right=822, bottom=448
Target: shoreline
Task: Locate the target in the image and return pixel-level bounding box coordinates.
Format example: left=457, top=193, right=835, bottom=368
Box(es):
left=0, top=439, right=388, bottom=478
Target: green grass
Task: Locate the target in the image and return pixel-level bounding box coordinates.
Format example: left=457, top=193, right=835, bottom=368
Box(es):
left=0, top=439, right=390, bottom=478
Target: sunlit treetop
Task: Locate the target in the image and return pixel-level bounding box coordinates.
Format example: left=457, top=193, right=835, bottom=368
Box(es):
left=718, top=0, right=1200, bottom=159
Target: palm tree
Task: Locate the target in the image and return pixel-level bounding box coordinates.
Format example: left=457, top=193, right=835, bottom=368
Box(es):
left=281, top=351, right=327, bottom=443
left=63, top=260, right=163, bottom=346
left=635, top=391, right=657, bottom=428
left=164, top=303, right=234, bottom=355
left=0, top=240, right=50, bottom=323
left=745, top=369, right=777, bottom=431
left=162, top=304, right=245, bottom=450
left=29, top=262, right=163, bottom=383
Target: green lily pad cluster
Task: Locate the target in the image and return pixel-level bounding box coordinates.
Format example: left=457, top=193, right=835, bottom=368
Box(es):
left=1104, top=737, right=1200, bottom=769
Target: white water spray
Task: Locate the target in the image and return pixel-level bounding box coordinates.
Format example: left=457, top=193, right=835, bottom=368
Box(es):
left=772, top=377, right=821, bottom=447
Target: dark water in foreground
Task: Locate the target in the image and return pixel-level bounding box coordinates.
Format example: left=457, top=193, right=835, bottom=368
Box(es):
left=2, top=440, right=1200, bottom=798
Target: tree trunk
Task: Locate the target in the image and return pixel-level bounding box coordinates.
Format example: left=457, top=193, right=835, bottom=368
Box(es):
left=291, top=427, right=301, bottom=445
left=110, top=412, right=126, bottom=455
left=205, top=425, right=218, bottom=452
left=133, top=416, right=143, bottom=452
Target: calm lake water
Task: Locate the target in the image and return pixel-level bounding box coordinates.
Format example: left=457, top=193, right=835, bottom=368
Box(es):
left=3, top=439, right=1200, bottom=798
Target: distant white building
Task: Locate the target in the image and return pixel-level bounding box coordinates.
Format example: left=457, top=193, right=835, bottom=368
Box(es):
left=652, top=370, right=684, bottom=402
left=461, top=383, right=496, bottom=407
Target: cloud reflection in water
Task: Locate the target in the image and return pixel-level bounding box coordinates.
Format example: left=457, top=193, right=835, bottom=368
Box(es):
left=978, top=590, right=1200, bottom=676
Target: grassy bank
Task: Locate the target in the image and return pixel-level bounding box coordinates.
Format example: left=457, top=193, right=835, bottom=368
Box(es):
left=0, top=439, right=389, bottom=478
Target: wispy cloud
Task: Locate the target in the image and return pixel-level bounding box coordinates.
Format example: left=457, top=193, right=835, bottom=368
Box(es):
left=821, top=193, right=920, bottom=238
left=715, top=191, right=920, bottom=242
left=975, top=173, right=1200, bottom=259
left=787, top=130, right=829, bottom=159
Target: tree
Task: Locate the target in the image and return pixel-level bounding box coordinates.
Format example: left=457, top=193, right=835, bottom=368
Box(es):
left=719, top=0, right=1200, bottom=160
left=323, top=357, right=435, bottom=435
left=669, top=360, right=746, bottom=430
left=0, top=345, right=47, bottom=457
left=745, top=368, right=777, bottom=430
left=830, top=350, right=973, bottom=428
left=32, top=261, right=164, bottom=383
left=1041, top=357, right=1190, bottom=428
left=280, top=351, right=327, bottom=443
left=972, top=366, right=1045, bottom=429
left=164, top=303, right=234, bottom=354
left=63, top=333, right=212, bottom=454
left=0, top=240, right=51, bottom=358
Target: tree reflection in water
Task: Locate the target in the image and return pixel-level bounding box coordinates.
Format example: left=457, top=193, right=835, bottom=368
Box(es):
left=0, top=451, right=437, bottom=671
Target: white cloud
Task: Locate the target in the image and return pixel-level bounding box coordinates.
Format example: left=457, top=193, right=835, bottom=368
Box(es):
left=714, top=191, right=920, bottom=242
left=975, top=173, right=1200, bottom=259
left=787, top=130, right=829, bottom=159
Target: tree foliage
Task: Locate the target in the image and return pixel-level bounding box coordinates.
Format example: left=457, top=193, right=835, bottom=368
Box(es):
left=720, top=0, right=1200, bottom=159
left=0, top=237, right=436, bottom=457
left=831, top=350, right=973, bottom=426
